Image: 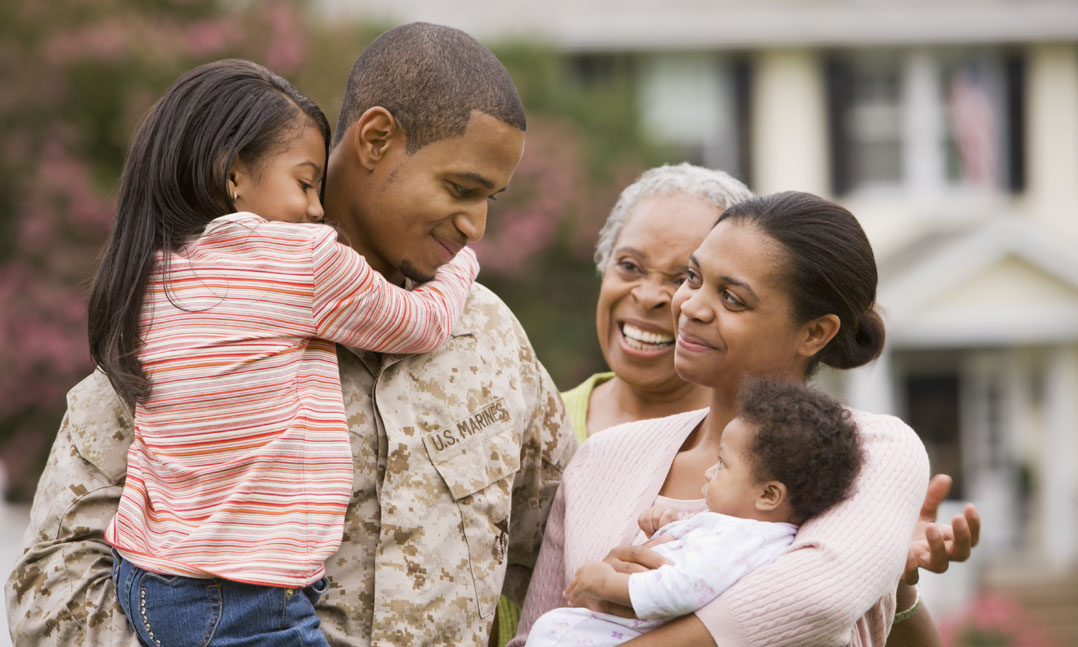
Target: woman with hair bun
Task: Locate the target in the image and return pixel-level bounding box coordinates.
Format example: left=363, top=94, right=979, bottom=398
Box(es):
left=513, top=191, right=941, bottom=647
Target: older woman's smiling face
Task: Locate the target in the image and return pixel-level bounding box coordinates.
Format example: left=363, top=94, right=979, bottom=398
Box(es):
left=595, top=192, right=719, bottom=395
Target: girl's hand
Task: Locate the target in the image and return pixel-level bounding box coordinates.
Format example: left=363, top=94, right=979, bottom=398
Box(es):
left=564, top=560, right=617, bottom=607
left=903, top=474, right=981, bottom=585
left=638, top=506, right=679, bottom=537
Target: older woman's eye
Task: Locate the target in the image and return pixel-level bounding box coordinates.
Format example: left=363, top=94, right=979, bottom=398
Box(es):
left=616, top=258, right=642, bottom=274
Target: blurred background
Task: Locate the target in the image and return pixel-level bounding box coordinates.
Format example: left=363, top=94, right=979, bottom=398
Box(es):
left=2, top=0, right=1077, bottom=644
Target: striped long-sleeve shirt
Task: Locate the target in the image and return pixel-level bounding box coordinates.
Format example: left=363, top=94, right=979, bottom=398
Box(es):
left=105, top=212, right=479, bottom=587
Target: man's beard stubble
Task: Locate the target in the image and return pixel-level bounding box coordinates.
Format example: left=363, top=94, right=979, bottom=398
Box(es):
left=399, top=259, right=436, bottom=285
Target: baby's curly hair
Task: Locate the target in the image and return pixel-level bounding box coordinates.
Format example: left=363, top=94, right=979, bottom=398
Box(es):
left=737, top=378, right=864, bottom=524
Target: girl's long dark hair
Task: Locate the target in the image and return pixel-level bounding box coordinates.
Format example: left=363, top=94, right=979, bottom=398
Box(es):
left=88, top=59, right=331, bottom=405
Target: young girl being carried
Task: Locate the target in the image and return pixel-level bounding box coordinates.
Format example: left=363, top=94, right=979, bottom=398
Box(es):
left=88, top=59, right=478, bottom=647
left=526, top=378, right=864, bottom=647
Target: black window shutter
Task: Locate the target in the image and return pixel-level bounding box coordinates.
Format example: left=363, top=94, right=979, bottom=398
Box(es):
left=733, top=57, right=754, bottom=190
left=825, top=57, right=852, bottom=196
left=1004, top=53, right=1026, bottom=194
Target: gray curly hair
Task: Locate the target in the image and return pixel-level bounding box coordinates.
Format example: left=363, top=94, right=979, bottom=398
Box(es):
left=593, top=163, right=754, bottom=274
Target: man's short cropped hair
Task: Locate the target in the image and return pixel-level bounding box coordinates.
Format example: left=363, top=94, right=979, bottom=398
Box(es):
left=334, top=22, right=527, bottom=152
left=737, top=378, right=864, bottom=524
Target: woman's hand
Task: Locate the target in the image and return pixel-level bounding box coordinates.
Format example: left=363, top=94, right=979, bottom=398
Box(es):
left=903, top=474, right=981, bottom=585
left=564, top=560, right=617, bottom=606
left=579, top=536, right=676, bottom=618
left=638, top=506, right=679, bottom=537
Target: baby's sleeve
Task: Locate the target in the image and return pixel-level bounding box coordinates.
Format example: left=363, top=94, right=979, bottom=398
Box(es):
left=628, top=519, right=794, bottom=620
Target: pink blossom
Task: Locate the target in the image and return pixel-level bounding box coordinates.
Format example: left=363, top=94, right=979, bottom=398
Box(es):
left=43, top=18, right=131, bottom=64
left=472, top=117, right=591, bottom=275
left=261, top=3, right=306, bottom=73
left=940, top=592, right=1056, bottom=647
left=183, top=19, right=238, bottom=57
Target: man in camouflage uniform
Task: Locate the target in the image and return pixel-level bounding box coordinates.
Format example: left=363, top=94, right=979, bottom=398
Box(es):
left=6, top=23, right=577, bottom=647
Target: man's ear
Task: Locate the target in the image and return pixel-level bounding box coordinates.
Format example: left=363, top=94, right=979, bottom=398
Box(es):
left=797, top=314, right=840, bottom=359
left=756, top=480, right=788, bottom=512
left=353, top=107, right=403, bottom=172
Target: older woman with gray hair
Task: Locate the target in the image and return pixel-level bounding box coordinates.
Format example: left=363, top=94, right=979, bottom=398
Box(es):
left=563, top=163, right=753, bottom=441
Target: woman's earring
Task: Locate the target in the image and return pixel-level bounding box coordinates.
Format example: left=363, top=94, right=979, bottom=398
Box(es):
left=231, top=189, right=238, bottom=203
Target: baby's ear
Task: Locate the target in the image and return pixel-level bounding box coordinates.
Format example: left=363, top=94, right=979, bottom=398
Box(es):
left=756, top=481, right=788, bottom=511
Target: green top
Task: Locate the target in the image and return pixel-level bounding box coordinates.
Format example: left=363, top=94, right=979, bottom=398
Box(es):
left=559, top=371, right=615, bottom=444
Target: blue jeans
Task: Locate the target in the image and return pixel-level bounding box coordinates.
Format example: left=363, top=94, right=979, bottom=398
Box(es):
left=112, top=551, right=329, bottom=647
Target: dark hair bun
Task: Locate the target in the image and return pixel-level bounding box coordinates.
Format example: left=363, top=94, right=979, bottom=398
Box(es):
left=821, top=308, right=886, bottom=370
left=716, top=191, right=884, bottom=377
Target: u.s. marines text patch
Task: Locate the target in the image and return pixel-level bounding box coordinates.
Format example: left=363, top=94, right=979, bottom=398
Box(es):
left=423, top=398, right=519, bottom=500
left=424, top=398, right=511, bottom=456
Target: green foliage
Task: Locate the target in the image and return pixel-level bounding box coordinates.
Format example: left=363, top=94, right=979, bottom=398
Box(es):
left=0, top=0, right=317, bottom=499
left=496, top=44, right=669, bottom=181
left=0, top=6, right=670, bottom=498
left=477, top=44, right=673, bottom=388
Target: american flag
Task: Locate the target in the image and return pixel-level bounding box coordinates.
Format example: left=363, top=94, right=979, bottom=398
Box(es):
left=947, top=65, right=997, bottom=186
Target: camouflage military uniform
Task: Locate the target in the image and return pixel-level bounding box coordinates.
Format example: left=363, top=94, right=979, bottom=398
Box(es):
left=5, top=284, right=577, bottom=647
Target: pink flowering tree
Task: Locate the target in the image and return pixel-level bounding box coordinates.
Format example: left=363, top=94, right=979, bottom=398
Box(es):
left=474, top=45, right=664, bottom=385
left=0, top=0, right=312, bottom=499
left=472, top=116, right=650, bottom=382
left=940, top=593, right=1056, bottom=647
left=0, top=6, right=663, bottom=499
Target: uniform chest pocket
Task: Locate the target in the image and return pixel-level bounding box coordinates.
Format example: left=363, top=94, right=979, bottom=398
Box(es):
left=423, top=398, right=521, bottom=617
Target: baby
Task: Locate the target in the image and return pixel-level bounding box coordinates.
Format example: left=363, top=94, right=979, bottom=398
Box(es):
left=526, top=378, right=865, bottom=646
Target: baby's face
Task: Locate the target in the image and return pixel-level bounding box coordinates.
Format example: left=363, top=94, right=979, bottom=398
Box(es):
left=702, top=417, right=763, bottom=520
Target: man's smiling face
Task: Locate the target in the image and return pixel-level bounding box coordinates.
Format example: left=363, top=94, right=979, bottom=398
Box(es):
left=342, top=110, right=525, bottom=284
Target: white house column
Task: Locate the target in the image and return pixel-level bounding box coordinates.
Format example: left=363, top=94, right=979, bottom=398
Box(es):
left=845, top=347, right=895, bottom=415
left=961, top=352, right=1020, bottom=555
left=1027, top=44, right=1078, bottom=228
left=903, top=50, right=945, bottom=200
left=751, top=49, right=829, bottom=195
left=1042, top=345, right=1078, bottom=566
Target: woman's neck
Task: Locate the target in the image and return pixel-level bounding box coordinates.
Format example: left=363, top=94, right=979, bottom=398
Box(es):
left=707, top=387, right=740, bottom=436
left=660, top=389, right=733, bottom=499
left=588, top=376, right=710, bottom=434
left=679, top=387, right=739, bottom=452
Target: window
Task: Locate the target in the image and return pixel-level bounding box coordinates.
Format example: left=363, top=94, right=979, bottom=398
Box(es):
left=635, top=53, right=751, bottom=181
left=843, top=57, right=905, bottom=188
left=827, top=50, right=1024, bottom=197
left=905, top=372, right=965, bottom=498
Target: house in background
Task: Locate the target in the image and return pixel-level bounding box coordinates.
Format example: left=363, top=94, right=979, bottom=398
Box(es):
left=319, top=0, right=1078, bottom=634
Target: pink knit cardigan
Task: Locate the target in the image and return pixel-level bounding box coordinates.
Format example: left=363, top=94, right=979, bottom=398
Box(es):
left=512, top=407, right=929, bottom=647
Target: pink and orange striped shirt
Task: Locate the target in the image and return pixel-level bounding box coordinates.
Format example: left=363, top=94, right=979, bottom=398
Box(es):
left=105, top=213, right=478, bottom=587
